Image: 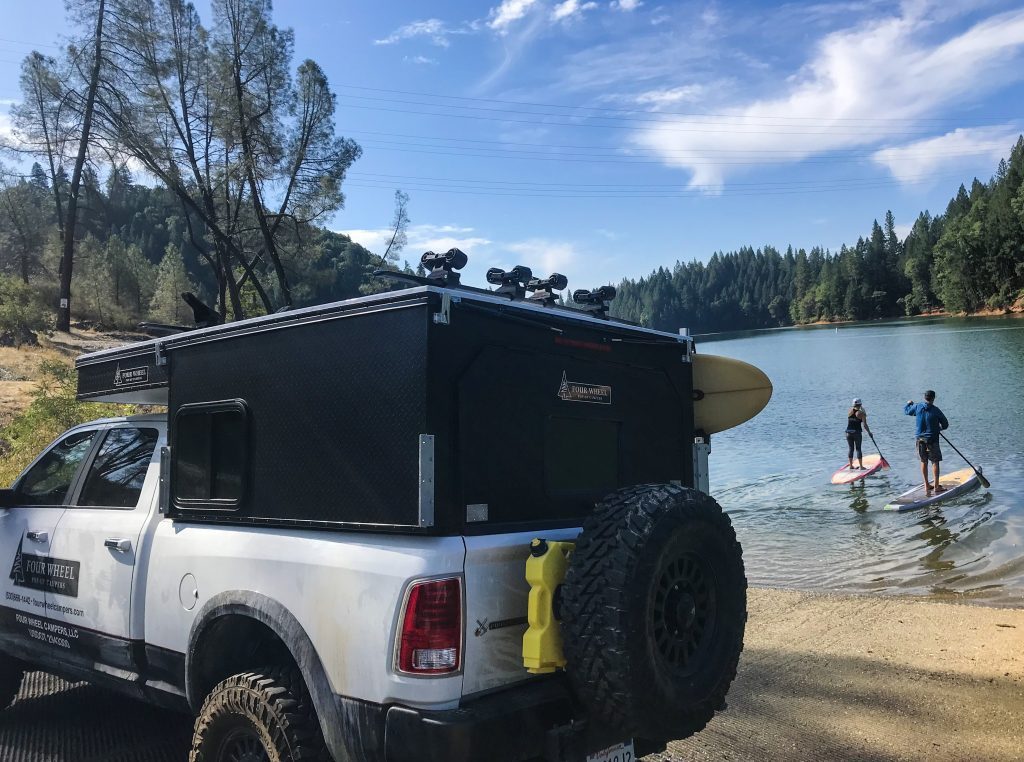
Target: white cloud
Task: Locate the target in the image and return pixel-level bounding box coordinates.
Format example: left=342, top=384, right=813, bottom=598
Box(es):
left=375, top=19, right=459, bottom=47
left=612, top=0, right=643, bottom=10
left=403, top=55, right=438, bottom=65
left=633, top=85, right=705, bottom=107
left=893, top=223, right=913, bottom=240
left=340, top=225, right=600, bottom=292
left=631, top=6, right=1024, bottom=187
left=0, top=112, right=13, bottom=143
left=551, top=0, right=598, bottom=22
left=506, top=238, right=580, bottom=276
left=488, top=0, right=540, bottom=32
left=341, top=224, right=492, bottom=260
left=341, top=228, right=394, bottom=252
left=873, top=126, right=1022, bottom=183
left=429, top=224, right=477, bottom=234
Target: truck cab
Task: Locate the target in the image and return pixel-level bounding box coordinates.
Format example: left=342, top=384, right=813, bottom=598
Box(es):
left=0, top=416, right=165, bottom=695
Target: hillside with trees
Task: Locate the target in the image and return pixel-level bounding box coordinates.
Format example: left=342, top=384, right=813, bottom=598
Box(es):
left=613, top=137, right=1024, bottom=332
left=0, top=0, right=414, bottom=345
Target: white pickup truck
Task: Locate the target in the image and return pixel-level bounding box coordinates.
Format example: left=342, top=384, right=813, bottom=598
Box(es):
left=0, top=254, right=766, bottom=762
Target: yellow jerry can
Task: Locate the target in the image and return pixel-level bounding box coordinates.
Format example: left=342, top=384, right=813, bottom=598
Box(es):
left=522, top=538, right=575, bottom=674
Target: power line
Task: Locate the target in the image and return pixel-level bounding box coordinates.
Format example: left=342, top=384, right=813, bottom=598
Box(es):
left=343, top=173, right=961, bottom=199
left=334, top=83, right=1015, bottom=125
left=346, top=170, right=971, bottom=190
left=336, top=94, right=982, bottom=136
left=347, top=128, right=1014, bottom=157
left=338, top=98, right=1019, bottom=138
left=354, top=141, right=1008, bottom=167
left=0, top=37, right=62, bottom=51
left=355, top=138, right=1003, bottom=166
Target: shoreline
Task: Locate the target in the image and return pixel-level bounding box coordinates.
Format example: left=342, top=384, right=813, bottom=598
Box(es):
left=749, top=582, right=1024, bottom=611
left=693, top=307, right=1024, bottom=338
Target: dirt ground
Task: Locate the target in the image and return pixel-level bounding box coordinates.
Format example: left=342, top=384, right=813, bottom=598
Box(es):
left=0, top=588, right=1020, bottom=761
left=0, top=330, right=141, bottom=426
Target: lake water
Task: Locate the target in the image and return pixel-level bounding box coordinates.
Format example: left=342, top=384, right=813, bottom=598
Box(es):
left=699, top=315, right=1024, bottom=607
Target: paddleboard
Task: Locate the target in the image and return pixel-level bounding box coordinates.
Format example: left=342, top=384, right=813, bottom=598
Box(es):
left=831, top=453, right=885, bottom=484
left=692, top=354, right=773, bottom=435
left=883, top=467, right=981, bottom=512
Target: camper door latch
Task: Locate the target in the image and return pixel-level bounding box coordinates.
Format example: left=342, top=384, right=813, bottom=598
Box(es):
left=433, top=293, right=458, bottom=326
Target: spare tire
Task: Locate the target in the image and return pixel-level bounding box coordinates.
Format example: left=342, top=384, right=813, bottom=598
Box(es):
left=561, top=483, right=746, bottom=743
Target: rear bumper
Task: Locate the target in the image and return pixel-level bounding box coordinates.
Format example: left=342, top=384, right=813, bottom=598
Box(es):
left=379, top=678, right=664, bottom=762
left=384, top=679, right=574, bottom=762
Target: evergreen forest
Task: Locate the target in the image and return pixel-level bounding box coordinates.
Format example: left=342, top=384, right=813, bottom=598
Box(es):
left=613, top=137, right=1024, bottom=332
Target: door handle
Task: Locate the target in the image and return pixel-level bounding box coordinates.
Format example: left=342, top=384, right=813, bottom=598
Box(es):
left=104, top=538, right=132, bottom=553
left=26, top=531, right=48, bottom=543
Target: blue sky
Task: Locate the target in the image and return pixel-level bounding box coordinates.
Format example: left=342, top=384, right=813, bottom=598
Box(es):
left=3, top=0, right=1024, bottom=291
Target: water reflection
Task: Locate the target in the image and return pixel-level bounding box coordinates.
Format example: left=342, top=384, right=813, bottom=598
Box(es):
left=847, top=483, right=869, bottom=513
left=916, top=514, right=957, bottom=572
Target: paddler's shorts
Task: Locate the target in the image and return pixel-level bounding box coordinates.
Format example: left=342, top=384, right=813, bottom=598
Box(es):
left=917, top=437, right=942, bottom=463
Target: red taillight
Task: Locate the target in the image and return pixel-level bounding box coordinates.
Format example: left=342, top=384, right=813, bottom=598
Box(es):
left=397, top=577, right=462, bottom=675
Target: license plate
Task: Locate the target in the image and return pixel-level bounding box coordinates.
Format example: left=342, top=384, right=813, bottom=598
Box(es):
left=586, top=740, right=635, bottom=762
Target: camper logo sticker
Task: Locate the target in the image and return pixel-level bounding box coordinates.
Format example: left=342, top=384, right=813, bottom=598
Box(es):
left=9, top=537, right=81, bottom=598
left=113, top=364, right=149, bottom=387
left=557, top=371, right=612, bottom=405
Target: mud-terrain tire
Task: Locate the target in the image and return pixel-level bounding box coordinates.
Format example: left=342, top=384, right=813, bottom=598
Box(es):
left=190, top=666, right=327, bottom=762
left=0, top=658, right=25, bottom=710
left=561, top=484, right=746, bottom=742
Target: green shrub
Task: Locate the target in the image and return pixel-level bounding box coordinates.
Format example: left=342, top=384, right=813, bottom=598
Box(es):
left=0, top=275, right=49, bottom=345
left=0, top=361, right=138, bottom=486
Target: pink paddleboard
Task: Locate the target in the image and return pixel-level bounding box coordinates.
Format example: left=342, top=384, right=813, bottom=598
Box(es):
left=831, top=453, right=886, bottom=484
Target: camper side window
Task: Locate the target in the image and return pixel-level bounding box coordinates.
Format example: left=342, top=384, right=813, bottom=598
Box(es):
left=172, top=400, right=247, bottom=509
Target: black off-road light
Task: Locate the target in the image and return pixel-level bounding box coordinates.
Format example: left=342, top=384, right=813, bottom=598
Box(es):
left=526, top=273, right=568, bottom=306
left=572, top=285, right=617, bottom=317
left=486, top=265, right=534, bottom=298
left=421, top=248, right=468, bottom=285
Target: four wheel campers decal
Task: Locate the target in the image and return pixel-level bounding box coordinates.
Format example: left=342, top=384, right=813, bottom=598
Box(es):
left=557, top=371, right=612, bottom=405
left=9, top=537, right=81, bottom=598
left=114, top=363, right=149, bottom=387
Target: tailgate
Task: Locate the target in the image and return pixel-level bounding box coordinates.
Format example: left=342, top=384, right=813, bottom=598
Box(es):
left=461, top=528, right=579, bottom=697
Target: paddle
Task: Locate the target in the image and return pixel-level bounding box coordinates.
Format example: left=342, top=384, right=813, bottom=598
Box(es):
left=939, top=432, right=991, bottom=488
left=866, top=430, right=890, bottom=469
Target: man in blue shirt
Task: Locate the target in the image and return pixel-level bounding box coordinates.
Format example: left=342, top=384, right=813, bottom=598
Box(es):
left=904, top=390, right=950, bottom=494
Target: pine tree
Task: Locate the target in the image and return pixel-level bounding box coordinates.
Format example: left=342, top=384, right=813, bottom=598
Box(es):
left=149, top=245, right=195, bottom=324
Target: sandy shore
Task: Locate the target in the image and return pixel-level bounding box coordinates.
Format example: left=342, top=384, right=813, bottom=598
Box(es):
left=653, top=588, right=1024, bottom=761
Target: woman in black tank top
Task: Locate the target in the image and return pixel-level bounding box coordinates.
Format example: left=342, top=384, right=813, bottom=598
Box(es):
left=845, top=398, right=872, bottom=469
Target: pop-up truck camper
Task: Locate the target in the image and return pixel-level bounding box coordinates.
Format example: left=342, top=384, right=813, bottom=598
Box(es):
left=0, top=249, right=770, bottom=762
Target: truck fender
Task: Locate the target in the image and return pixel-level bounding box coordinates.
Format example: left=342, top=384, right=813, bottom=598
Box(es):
left=186, top=590, right=379, bottom=762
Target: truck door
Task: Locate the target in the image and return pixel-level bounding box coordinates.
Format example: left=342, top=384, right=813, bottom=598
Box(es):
left=0, top=428, right=98, bottom=658
left=45, top=424, right=161, bottom=672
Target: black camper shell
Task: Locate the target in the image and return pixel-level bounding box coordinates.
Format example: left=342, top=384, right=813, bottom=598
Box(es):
left=76, top=286, right=696, bottom=536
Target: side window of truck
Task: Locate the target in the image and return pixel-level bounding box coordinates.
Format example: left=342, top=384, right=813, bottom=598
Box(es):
left=173, top=401, right=247, bottom=508
left=16, top=429, right=97, bottom=506
left=77, top=427, right=160, bottom=509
